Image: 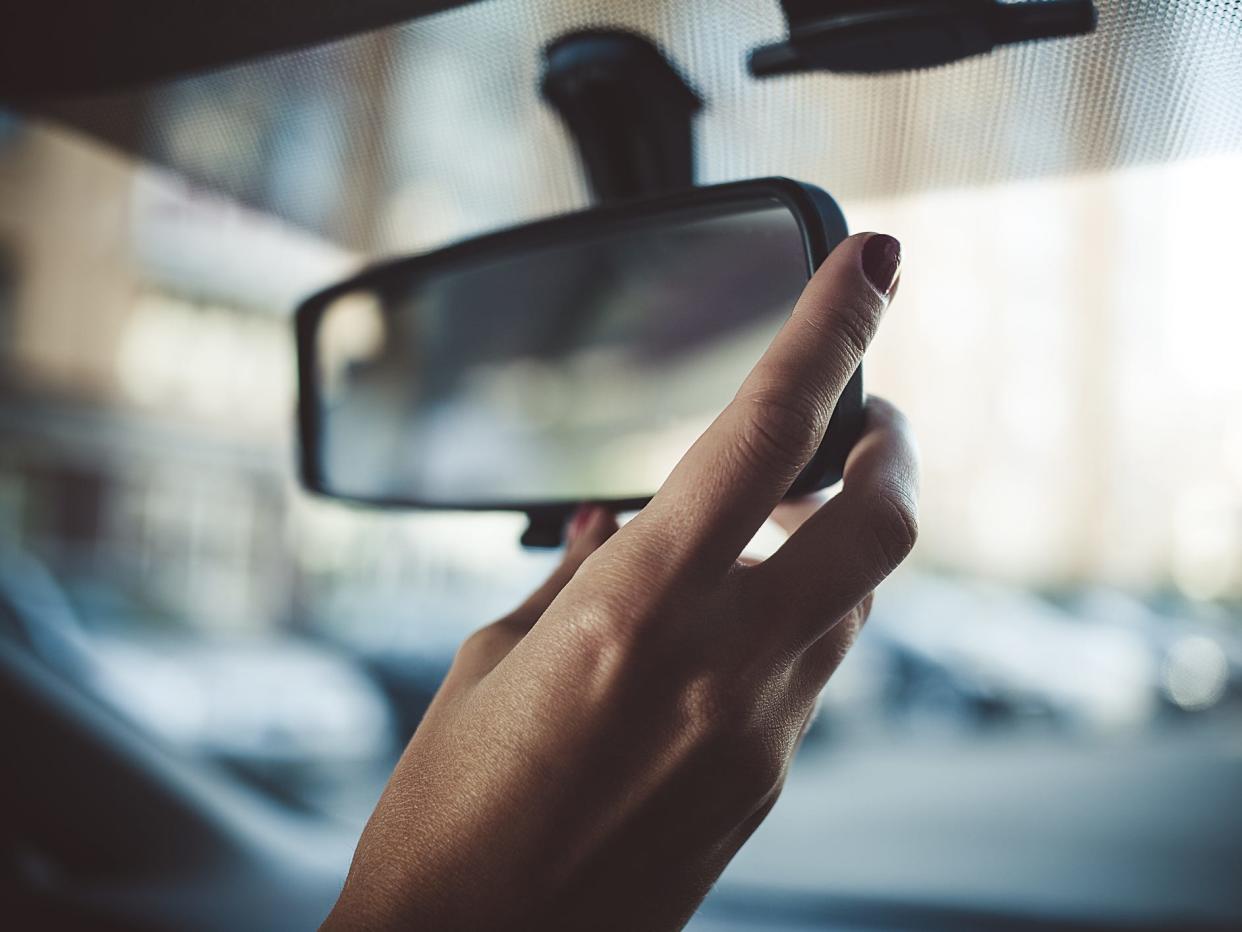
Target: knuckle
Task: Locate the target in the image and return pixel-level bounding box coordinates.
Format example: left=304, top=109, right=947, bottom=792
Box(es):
left=455, top=619, right=517, bottom=662
left=673, top=674, right=724, bottom=736
left=555, top=589, right=660, bottom=691
left=867, top=483, right=920, bottom=571
left=562, top=613, right=636, bottom=684
left=734, top=387, right=827, bottom=475
left=817, top=298, right=880, bottom=363
left=455, top=627, right=489, bottom=660
left=546, top=556, right=698, bottom=688
left=574, top=577, right=654, bottom=649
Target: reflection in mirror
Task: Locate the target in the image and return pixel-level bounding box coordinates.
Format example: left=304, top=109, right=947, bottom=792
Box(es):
left=316, top=200, right=811, bottom=505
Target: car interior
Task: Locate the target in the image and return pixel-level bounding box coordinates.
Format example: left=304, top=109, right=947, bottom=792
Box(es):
left=1, top=1, right=1241, bottom=929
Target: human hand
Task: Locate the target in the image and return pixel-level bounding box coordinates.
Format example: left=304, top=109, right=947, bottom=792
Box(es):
left=323, top=232, right=917, bottom=932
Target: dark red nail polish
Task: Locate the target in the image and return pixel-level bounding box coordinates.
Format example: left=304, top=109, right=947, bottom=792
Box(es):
left=862, top=234, right=902, bottom=296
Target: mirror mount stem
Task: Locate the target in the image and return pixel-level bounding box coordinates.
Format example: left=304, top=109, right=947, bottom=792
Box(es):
left=540, top=30, right=703, bottom=205
left=519, top=509, right=574, bottom=550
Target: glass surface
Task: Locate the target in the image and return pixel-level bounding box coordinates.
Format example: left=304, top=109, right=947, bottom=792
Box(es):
left=316, top=202, right=809, bottom=504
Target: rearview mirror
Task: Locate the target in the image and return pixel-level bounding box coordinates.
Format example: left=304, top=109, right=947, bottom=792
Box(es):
left=294, top=178, right=863, bottom=544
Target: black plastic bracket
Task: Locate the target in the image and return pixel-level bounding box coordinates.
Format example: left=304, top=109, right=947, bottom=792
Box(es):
left=749, top=0, right=1097, bottom=77
left=519, top=507, right=575, bottom=549
left=540, top=30, right=703, bottom=204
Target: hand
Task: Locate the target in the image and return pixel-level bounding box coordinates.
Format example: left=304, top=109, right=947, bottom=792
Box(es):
left=323, top=232, right=918, bottom=932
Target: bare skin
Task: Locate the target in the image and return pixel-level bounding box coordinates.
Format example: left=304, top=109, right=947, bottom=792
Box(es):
left=323, top=232, right=918, bottom=931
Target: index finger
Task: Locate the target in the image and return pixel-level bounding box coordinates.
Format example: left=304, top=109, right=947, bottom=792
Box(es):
left=638, top=232, right=901, bottom=570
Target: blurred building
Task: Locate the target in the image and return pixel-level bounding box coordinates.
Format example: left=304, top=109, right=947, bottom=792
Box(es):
left=0, top=120, right=341, bottom=631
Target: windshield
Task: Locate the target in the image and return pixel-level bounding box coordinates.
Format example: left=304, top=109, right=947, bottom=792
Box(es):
left=3, top=87, right=1241, bottom=928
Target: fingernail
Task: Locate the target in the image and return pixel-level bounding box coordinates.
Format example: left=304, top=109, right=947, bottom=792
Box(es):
left=566, top=505, right=596, bottom=544
left=862, top=234, right=902, bottom=296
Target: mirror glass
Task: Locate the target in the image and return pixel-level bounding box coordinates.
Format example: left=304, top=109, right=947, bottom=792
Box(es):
left=314, top=199, right=811, bottom=505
